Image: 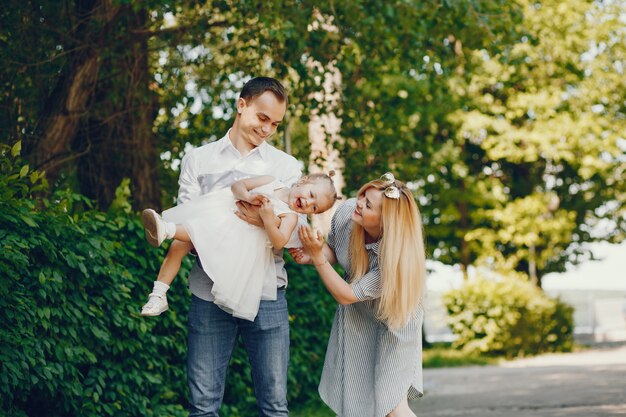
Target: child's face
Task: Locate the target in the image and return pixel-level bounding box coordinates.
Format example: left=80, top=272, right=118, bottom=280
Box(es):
left=288, top=180, right=333, bottom=215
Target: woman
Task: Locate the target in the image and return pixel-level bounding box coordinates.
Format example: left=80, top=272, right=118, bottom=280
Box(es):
left=290, top=173, right=426, bottom=417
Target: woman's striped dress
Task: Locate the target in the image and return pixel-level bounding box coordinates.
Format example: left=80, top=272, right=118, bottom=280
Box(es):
left=318, top=199, right=424, bottom=417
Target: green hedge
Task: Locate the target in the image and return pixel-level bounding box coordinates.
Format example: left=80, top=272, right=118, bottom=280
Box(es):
left=443, top=275, right=574, bottom=357
left=0, top=143, right=335, bottom=416
left=0, top=145, right=190, bottom=416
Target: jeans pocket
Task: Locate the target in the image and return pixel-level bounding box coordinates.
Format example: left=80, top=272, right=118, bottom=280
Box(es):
left=255, top=291, right=288, bottom=331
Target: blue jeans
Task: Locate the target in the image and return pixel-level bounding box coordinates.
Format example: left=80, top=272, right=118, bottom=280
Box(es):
left=187, top=291, right=290, bottom=417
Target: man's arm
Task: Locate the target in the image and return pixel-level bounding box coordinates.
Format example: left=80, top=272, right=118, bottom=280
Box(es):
left=278, top=157, right=303, bottom=188
left=177, top=151, right=201, bottom=204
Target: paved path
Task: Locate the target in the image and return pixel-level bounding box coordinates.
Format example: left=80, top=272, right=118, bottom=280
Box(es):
left=410, top=344, right=626, bottom=416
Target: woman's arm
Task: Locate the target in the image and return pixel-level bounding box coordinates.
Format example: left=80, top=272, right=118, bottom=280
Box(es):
left=321, top=244, right=338, bottom=265
left=298, top=226, right=359, bottom=305
left=231, top=175, right=275, bottom=204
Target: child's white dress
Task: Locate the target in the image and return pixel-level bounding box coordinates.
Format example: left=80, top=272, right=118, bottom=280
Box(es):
left=161, top=180, right=303, bottom=321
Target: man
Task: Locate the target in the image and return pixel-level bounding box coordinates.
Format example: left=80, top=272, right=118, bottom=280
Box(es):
left=177, top=77, right=300, bottom=416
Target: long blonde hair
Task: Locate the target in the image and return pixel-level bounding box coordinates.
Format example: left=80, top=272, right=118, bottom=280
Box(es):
left=348, top=178, right=426, bottom=329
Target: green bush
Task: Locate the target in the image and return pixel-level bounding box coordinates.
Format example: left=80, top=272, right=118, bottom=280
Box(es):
left=442, top=275, right=573, bottom=357
left=0, top=144, right=191, bottom=416
left=0, top=142, right=338, bottom=416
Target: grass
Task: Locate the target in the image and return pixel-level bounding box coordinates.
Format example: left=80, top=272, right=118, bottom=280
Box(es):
left=423, top=344, right=496, bottom=368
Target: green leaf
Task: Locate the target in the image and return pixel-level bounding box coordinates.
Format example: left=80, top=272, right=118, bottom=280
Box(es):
left=11, top=141, right=21, bottom=157
left=29, top=171, right=40, bottom=184
left=19, top=214, right=37, bottom=228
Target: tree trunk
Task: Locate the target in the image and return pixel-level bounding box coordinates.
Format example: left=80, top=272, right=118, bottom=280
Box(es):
left=23, top=0, right=159, bottom=211
left=307, top=60, right=345, bottom=235
left=453, top=35, right=470, bottom=279
left=457, top=144, right=470, bottom=279
left=457, top=197, right=470, bottom=280
left=26, top=0, right=118, bottom=180
left=74, top=6, right=160, bottom=210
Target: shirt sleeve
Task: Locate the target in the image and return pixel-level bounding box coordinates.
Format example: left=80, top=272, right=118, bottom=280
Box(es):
left=351, top=268, right=382, bottom=301
left=279, top=157, right=302, bottom=187
left=327, top=209, right=337, bottom=252
left=177, top=151, right=201, bottom=204
left=327, top=199, right=352, bottom=252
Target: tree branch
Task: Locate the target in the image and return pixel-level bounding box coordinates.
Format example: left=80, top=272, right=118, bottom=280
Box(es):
left=128, top=20, right=229, bottom=40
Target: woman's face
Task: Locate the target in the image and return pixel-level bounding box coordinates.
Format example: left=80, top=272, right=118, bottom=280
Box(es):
left=352, top=187, right=383, bottom=238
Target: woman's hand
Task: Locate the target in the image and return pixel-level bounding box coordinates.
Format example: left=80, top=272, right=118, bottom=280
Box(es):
left=297, top=225, right=326, bottom=265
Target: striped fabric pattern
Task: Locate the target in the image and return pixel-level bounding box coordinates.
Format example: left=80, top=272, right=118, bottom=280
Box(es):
left=319, top=199, right=424, bottom=417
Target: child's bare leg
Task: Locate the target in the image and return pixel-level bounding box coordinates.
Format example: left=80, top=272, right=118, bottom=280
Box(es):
left=156, top=239, right=193, bottom=285
left=141, top=240, right=193, bottom=317
left=172, top=225, right=192, bottom=242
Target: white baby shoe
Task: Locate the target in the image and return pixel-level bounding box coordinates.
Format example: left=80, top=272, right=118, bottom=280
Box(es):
left=140, top=293, right=169, bottom=316
left=142, top=209, right=166, bottom=247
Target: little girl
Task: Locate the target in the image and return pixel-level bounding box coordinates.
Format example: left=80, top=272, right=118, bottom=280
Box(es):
left=139, top=173, right=337, bottom=321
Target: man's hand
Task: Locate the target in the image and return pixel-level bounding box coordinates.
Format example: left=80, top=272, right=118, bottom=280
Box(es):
left=235, top=200, right=265, bottom=228
left=247, top=192, right=270, bottom=206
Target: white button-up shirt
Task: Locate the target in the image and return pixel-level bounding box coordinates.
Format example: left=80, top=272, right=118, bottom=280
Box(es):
left=177, top=130, right=302, bottom=300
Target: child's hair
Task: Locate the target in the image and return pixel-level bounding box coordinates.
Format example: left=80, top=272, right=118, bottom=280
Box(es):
left=297, top=171, right=340, bottom=213
left=240, top=77, right=288, bottom=104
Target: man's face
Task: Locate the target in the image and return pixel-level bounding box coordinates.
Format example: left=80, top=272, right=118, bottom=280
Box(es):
left=236, top=91, right=287, bottom=148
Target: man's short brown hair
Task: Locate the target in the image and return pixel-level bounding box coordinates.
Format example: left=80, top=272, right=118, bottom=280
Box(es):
left=239, top=77, right=288, bottom=104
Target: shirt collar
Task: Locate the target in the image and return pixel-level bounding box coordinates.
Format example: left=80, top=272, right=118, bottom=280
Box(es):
left=216, top=132, right=233, bottom=154
left=257, top=140, right=269, bottom=160
left=365, top=240, right=380, bottom=255
left=218, top=129, right=270, bottom=160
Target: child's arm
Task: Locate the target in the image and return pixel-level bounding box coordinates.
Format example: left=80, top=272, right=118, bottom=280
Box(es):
left=231, top=175, right=275, bottom=204
left=259, top=206, right=298, bottom=250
